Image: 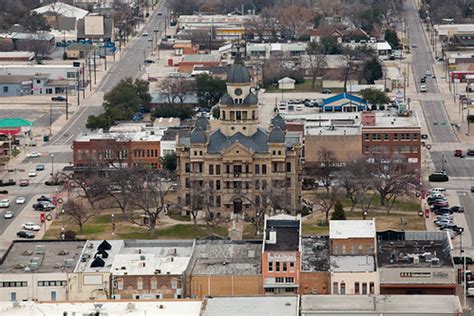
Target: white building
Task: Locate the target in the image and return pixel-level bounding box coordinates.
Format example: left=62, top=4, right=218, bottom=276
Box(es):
left=278, top=77, right=296, bottom=90
left=0, top=240, right=86, bottom=302
left=0, top=65, right=79, bottom=80
left=329, top=255, right=379, bottom=295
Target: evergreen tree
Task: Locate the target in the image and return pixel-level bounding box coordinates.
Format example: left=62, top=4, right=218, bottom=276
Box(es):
left=331, top=201, right=346, bottom=220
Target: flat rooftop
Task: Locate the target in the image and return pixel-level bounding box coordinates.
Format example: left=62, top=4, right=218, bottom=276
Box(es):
left=330, top=255, right=375, bottom=272
left=111, top=240, right=194, bottom=276
left=0, top=240, right=86, bottom=274
left=300, top=295, right=462, bottom=314
left=201, top=296, right=299, bottom=316
left=330, top=220, right=375, bottom=239
left=181, top=54, right=221, bottom=63
left=264, top=215, right=300, bottom=252
left=188, top=240, right=262, bottom=275
left=75, top=240, right=124, bottom=273
left=376, top=231, right=453, bottom=268
left=74, top=130, right=163, bottom=142
left=0, top=300, right=202, bottom=316
left=301, top=236, right=330, bottom=272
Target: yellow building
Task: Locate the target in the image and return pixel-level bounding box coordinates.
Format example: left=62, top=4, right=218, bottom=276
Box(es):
left=176, top=57, right=302, bottom=218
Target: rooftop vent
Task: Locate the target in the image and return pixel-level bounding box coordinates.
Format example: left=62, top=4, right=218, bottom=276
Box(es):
left=35, top=245, right=46, bottom=254
left=57, top=250, right=69, bottom=256
left=64, top=258, right=74, bottom=267
left=98, top=240, right=112, bottom=251
left=248, top=250, right=255, bottom=258
left=21, top=250, right=32, bottom=256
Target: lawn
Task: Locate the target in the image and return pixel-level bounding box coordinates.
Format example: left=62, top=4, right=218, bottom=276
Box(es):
left=118, top=224, right=228, bottom=240
left=264, top=80, right=344, bottom=93
left=302, top=223, right=329, bottom=235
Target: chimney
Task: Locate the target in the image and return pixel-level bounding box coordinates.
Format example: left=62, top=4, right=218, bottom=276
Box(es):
left=361, top=111, right=376, bottom=126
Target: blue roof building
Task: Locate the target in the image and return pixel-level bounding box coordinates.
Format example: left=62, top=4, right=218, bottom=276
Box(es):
left=321, top=93, right=368, bottom=112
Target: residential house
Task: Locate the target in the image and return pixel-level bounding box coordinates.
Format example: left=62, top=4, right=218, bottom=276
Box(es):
left=309, top=28, right=344, bottom=44
left=262, top=214, right=302, bottom=295
left=185, top=240, right=263, bottom=298
left=0, top=240, right=86, bottom=302
left=377, top=230, right=457, bottom=295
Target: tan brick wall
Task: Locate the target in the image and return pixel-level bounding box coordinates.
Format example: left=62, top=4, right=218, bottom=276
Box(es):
left=300, top=272, right=330, bottom=294
left=114, top=275, right=182, bottom=299
left=189, top=275, right=262, bottom=298
left=330, top=238, right=375, bottom=255
left=304, top=134, right=361, bottom=162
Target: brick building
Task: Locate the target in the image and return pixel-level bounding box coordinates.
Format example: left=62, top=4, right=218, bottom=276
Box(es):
left=262, top=214, right=301, bottom=294
left=300, top=236, right=330, bottom=294
left=72, top=130, right=163, bottom=170
left=178, top=54, right=221, bottom=73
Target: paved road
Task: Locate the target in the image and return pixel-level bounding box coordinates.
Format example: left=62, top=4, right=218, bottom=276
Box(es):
left=458, top=192, right=474, bottom=245
left=405, top=0, right=458, bottom=143
left=431, top=152, right=474, bottom=177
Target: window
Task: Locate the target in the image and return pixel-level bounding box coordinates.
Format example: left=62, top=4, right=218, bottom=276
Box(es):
left=255, top=164, right=260, bottom=174
left=255, top=180, right=260, bottom=190
left=255, top=194, right=260, bottom=206
left=3, top=86, right=8, bottom=93
left=236, top=111, right=242, bottom=120
left=369, top=282, right=375, bottom=294
left=137, top=278, right=143, bottom=290
left=209, top=164, right=214, bottom=175
left=233, top=165, right=242, bottom=174
left=412, top=146, right=419, bottom=153
left=286, top=162, right=291, bottom=172
left=350, top=244, right=355, bottom=255
left=355, top=282, right=360, bottom=294
left=185, top=194, right=191, bottom=206
left=265, top=288, right=275, bottom=293
left=117, top=280, right=123, bottom=290
left=282, top=262, right=287, bottom=272
left=289, top=261, right=295, bottom=271
left=364, top=133, right=370, bottom=140
left=362, top=283, right=367, bottom=295
left=268, top=261, right=273, bottom=272
left=334, top=244, right=338, bottom=255
left=51, top=291, right=57, bottom=301
left=0, top=282, right=27, bottom=288
left=393, top=133, right=398, bottom=140
left=275, top=262, right=280, bottom=272
left=364, top=145, right=370, bottom=153
left=245, top=164, right=249, bottom=173
left=216, top=195, right=221, bottom=207
left=399, top=145, right=410, bottom=153
left=341, top=244, right=346, bottom=255
left=37, top=281, right=66, bottom=287
left=262, top=164, right=267, bottom=174
left=358, top=244, right=363, bottom=255
left=275, top=277, right=284, bottom=283
left=340, top=282, right=346, bottom=295
left=226, top=164, right=230, bottom=174
left=285, top=287, right=294, bottom=293
left=413, top=133, right=418, bottom=140
left=208, top=180, right=214, bottom=190
left=185, top=178, right=190, bottom=188
left=400, top=133, right=410, bottom=140
left=216, top=164, right=221, bottom=175
left=366, top=245, right=371, bottom=255
left=333, top=282, right=339, bottom=294
left=261, top=180, right=267, bottom=190
left=216, top=180, right=221, bottom=190
left=171, top=279, right=178, bottom=289
left=384, top=134, right=389, bottom=140
left=285, top=277, right=294, bottom=283
left=185, top=163, right=190, bottom=173
left=151, top=278, right=157, bottom=290
left=371, top=134, right=381, bottom=140
left=66, top=71, right=77, bottom=78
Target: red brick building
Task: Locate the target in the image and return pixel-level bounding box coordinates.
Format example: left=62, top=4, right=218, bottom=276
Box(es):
left=72, top=131, right=162, bottom=170
left=178, top=54, right=221, bottom=73
left=361, top=112, right=421, bottom=171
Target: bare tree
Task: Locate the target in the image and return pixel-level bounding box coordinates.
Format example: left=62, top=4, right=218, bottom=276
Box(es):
left=127, top=169, right=175, bottom=232
left=314, top=147, right=339, bottom=194
left=158, top=77, right=197, bottom=105
left=306, top=42, right=327, bottom=89
left=278, top=5, right=314, bottom=40
left=63, top=198, right=95, bottom=234
left=316, top=186, right=339, bottom=225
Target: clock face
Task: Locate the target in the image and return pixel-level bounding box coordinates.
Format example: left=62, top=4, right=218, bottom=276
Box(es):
left=234, top=88, right=243, bottom=96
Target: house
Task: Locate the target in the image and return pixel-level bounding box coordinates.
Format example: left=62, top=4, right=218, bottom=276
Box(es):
left=184, top=240, right=263, bottom=298
left=300, top=236, right=330, bottom=294
left=178, top=54, right=221, bottom=73
left=262, top=214, right=302, bottom=294
left=373, top=41, right=392, bottom=58
left=32, top=1, right=89, bottom=31
left=0, top=240, right=86, bottom=302
left=0, top=75, right=33, bottom=97
left=11, top=33, right=55, bottom=52
left=201, top=296, right=299, bottom=316
left=309, top=28, right=344, bottom=44
left=321, top=93, right=368, bottom=112
left=66, top=43, right=96, bottom=59
left=278, top=77, right=296, bottom=90
left=377, top=230, right=457, bottom=295
left=300, top=295, right=462, bottom=315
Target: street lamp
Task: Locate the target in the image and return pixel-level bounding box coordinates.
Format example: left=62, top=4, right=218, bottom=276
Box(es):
left=462, top=249, right=467, bottom=308
left=61, top=208, right=65, bottom=240
left=50, top=154, right=55, bottom=183
left=111, top=214, right=115, bottom=236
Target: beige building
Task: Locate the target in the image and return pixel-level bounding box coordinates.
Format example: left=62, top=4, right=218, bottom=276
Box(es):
left=176, top=58, right=302, bottom=217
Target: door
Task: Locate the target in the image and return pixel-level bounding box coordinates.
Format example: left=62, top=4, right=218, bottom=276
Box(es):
left=10, top=292, right=16, bottom=301
left=233, top=198, right=242, bottom=214
left=51, top=291, right=57, bottom=301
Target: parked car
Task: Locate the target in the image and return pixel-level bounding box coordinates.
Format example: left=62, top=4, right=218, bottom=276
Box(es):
left=455, top=149, right=463, bottom=157
left=51, top=96, right=66, bottom=102
left=15, top=196, right=25, bottom=204
left=36, top=164, right=45, bottom=171
left=321, top=88, right=332, bottom=94
left=33, top=203, right=54, bottom=211
left=432, top=200, right=449, bottom=208
left=144, top=59, right=155, bottom=64
left=142, top=31, right=149, bottom=36
left=420, top=85, right=427, bottom=92
left=27, top=152, right=41, bottom=158
left=471, top=186, right=474, bottom=193
left=19, top=179, right=29, bottom=187
left=28, top=170, right=37, bottom=177
left=433, top=207, right=453, bottom=215
left=435, top=219, right=454, bottom=227
left=436, top=214, right=454, bottom=220
left=467, top=149, right=474, bottom=156
left=451, top=206, right=465, bottom=213
left=22, top=222, right=41, bottom=231
left=37, top=195, right=52, bottom=203
left=0, top=199, right=9, bottom=208
left=16, top=231, right=34, bottom=239
left=429, top=172, right=449, bottom=182
left=425, top=70, right=432, bottom=76
left=3, top=210, right=13, bottom=219
left=420, top=77, right=426, bottom=83
left=429, top=188, right=446, bottom=195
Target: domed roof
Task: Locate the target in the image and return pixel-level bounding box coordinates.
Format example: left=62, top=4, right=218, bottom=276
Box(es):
left=243, top=93, right=258, bottom=105
left=271, top=114, right=287, bottom=131
left=268, top=126, right=285, bottom=143
left=190, top=127, right=207, bottom=144
left=226, top=63, right=250, bottom=84
left=220, top=93, right=233, bottom=105
left=195, top=116, right=209, bottom=130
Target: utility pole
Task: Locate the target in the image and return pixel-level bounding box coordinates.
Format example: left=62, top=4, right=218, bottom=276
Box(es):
left=82, top=62, right=86, bottom=98
left=88, top=57, right=92, bottom=91
left=49, top=104, right=52, bottom=137
left=65, top=85, right=69, bottom=120
left=93, top=50, right=97, bottom=85
left=76, top=69, right=80, bottom=106
left=104, top=45, right=107, bottom=71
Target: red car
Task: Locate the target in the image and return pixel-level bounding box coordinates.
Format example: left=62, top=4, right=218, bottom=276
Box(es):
left=455, top=149, right=463, bottom=157
left=19, top=179, right=29, bottom=187
left=432, top=200, right=449, bottom=208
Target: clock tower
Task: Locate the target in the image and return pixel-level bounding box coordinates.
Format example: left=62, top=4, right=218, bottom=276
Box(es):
left=219, top=54, right=259, bottom=137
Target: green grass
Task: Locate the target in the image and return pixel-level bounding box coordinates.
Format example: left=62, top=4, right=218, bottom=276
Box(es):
left=118, top=224, right=228, bottom=240
left=168, top=213, right=192, bottom=222
left=81, top=223, right=108, bottom=235
left=302, top=223, right=329, bottom=235
left=93, top=214, right=115, bottom=224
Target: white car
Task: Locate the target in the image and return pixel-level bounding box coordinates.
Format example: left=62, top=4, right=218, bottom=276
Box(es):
left=3, top=211, right=13, bottom=219
left=28, top=171, right=37, bottom=177
left=425, top=70, right=432, bottom=76
left=142, top=31, right=149, bottom=36
left=22, top=222, right=41, bottom=231
left=420, top=85, right=427, bottom=92
left=27, top=152, right=41, bottom=158
left=0, top=199, right=10, bottom=208
left=15, top=196, right=26, bottom=204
